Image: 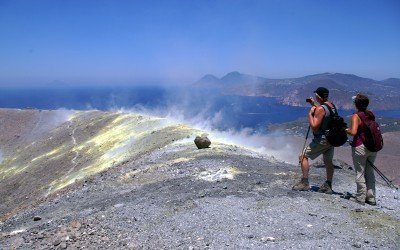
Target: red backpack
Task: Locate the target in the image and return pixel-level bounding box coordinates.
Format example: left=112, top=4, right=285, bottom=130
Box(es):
left=357, top=112, right=383, bottom=152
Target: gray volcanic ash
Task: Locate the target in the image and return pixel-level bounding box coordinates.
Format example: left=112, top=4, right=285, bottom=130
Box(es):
left=0, top=109, right=399, bottom=249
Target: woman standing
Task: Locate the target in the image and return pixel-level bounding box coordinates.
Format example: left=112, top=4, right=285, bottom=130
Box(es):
left=345, top=94, right=378, bottom=205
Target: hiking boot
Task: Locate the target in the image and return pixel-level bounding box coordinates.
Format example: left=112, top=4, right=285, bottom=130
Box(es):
left=318, top=181, right=333, bottom=194
left=292, top=178, right=310, bottom=191
left=349, top=197, right=365, bottom=205
left=341, top=192, right=365, bottom=205
left=365, top=199, right=377, bottom=206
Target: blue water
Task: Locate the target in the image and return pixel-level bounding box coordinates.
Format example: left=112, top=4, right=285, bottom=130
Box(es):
left=0, top=85, right=398, bottom=132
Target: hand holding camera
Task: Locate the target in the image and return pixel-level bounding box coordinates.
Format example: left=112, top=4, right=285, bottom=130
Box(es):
left=306, top=97, right=317, bottom=116
left=306, top=97, right=316, bottom=106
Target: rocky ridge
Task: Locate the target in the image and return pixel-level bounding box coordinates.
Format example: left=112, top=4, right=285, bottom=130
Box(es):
left=0, top=109, right=399, bottom=249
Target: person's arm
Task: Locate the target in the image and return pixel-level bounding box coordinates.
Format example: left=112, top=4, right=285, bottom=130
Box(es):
left=309, top=106, right=324, bottom=132
left=345, top=114, right=360, bottom=136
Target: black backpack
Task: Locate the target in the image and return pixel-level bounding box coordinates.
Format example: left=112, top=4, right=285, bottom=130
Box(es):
left=357, top=112, right=383, bottom=152
left=323, top=104, right=348, bottom=147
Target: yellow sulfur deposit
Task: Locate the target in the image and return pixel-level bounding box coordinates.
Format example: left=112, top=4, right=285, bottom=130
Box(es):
left=1, top=111, right=200, bottom=197
left=46, top=114, right=194, bottom=193
left=31, top=146, right=66, bottom=162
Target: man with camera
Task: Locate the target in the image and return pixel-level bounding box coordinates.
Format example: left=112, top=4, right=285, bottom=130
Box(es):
left=292, top=87, right=336, bottom=194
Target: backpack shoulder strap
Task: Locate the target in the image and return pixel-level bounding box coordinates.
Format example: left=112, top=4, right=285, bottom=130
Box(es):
left=321, top=104, right=331, bottom=117
left=357, top=111, right=367, bottom=124
left=322, top=103, right=335, bottom=117
left=356, top=112, right=369, bottom=133
left=331, top=103, right=338, bottom=114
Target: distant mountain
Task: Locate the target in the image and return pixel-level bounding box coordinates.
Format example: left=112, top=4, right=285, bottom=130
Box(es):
left=193, top=74, right=221, bottom=88
left=220, top=71, right=267, bottom=86
left=194, top=72, right=400, bottom=110
left=381, top=78, right=400, bottom=87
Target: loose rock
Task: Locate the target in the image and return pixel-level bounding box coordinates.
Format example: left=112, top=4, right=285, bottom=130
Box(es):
left=53, top=239, right=61, bottom=246
left=60, top=242, right=67, bottom=249
left=261, top=236, right=276, bottom=242
left=113, top=203, right=124, bottom=208
left=70, top=221, right=81, bottom=229
left=194, top=134, right=211, bottom=149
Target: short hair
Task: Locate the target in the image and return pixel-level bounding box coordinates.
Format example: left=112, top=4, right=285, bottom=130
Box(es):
left=354, top=94, right=369, bottom=111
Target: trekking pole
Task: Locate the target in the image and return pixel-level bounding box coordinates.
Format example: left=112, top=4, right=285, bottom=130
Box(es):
left=369, top=161, right=396, bottom=189
left=370, top=162, right=398, bottom=189
left=299, top=125, right=311, bottom=166
left=367, top=159, right=399, bottom=190
left=299, top=97, right=315, bottom=166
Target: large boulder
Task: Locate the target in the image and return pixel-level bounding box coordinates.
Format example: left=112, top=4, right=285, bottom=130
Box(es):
left=194, top=134, right=211, bottom=149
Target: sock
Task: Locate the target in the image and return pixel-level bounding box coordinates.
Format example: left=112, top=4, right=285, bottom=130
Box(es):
left=302, top=177, right=309, bottom=183
left=326, top=180, right=332, bottom=188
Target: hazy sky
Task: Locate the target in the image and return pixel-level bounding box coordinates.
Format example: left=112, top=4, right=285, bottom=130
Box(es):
left=0, top=0, right=399, bottom=85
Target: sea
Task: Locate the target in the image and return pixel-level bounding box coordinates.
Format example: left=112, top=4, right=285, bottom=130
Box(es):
left=1, top=85, right=399, bottom=133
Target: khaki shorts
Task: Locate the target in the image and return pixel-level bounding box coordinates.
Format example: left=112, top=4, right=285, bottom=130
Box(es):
left=303, top=138, right=334, bottom=161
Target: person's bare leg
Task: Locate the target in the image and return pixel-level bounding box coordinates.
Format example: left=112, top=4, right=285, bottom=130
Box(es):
left=293, top=154, right=310, bottom=191
left=323, top=155, right=334, bottom=182
left=301, top=154, right=310, bottom=179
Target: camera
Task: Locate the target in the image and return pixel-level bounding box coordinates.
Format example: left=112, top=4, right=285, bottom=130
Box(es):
left=306, top=98, right=315, bottom=106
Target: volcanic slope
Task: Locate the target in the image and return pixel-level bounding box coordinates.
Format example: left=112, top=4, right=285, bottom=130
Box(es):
left=0, top=109, right=399, bottom=249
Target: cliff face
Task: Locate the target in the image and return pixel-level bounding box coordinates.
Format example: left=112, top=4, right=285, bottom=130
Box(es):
left=0, top=109, right=399, bottom=249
